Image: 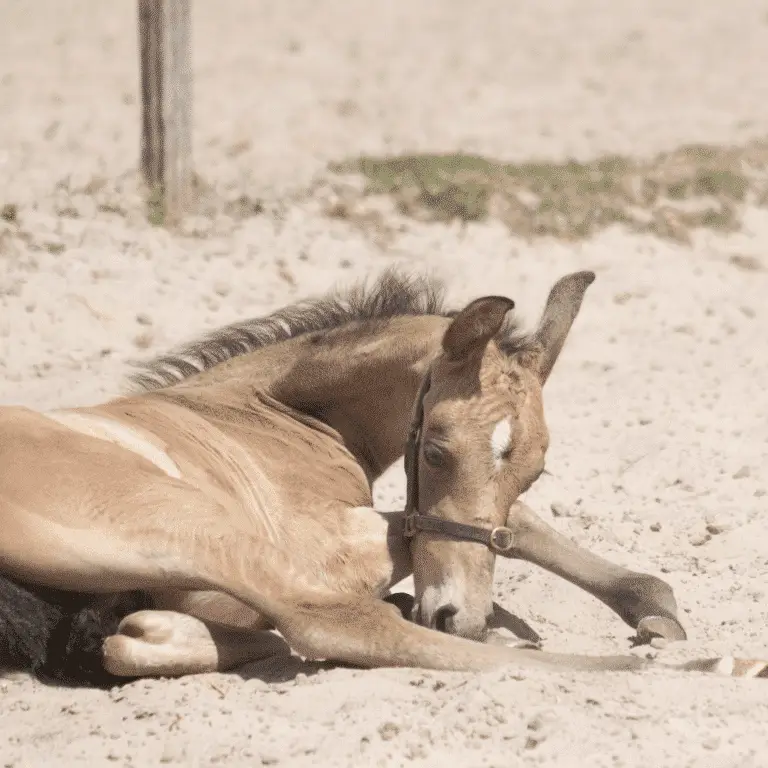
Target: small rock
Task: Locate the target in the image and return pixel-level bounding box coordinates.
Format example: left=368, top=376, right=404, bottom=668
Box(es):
left=525, top=737, right=541, bottom=750
left=702, top=735, right=721, bottom=751
left=649, top=522, right=662, bottom=532
left=133, top=331, right=153, bottom=350
left=650, top=637, right=669, bottom=650
left=0, top=203, right=18, bottom=223
left=378, top=722, right=400, bottom=741
left=550, top=502, right=572, bottom=518
left=135, top=312, right=153, bottom=326
left=705, top=520, right=731, bottom=535
left=755, top=489, right=766, bottom=498
left=524, top=713, right=553, bottom=749
left=732, top=466, right=751, bottom=479
left=630, top=645, right=658, bottom=660
left=689, top=532, right=711, bottom=547
left=729, top=254, right=764, bottom=272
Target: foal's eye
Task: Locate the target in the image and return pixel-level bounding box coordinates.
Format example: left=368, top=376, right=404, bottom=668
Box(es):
left=422, top=442, right=448, bottom=468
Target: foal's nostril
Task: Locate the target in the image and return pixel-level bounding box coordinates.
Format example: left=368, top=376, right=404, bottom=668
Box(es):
left=433, top=604, right=459, bottom=633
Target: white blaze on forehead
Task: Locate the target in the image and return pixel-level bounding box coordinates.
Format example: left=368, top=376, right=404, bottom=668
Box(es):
left=490, top=417, right=513, bottom=469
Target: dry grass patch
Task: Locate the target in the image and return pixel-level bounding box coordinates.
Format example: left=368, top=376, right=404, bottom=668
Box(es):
left=324, top=140, right=768, bottom=243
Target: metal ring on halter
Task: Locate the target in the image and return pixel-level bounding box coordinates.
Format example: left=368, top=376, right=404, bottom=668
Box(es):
left=489, top=526, right=515, bottom=554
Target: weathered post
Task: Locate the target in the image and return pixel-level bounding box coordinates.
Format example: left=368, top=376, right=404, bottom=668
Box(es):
left=137, top=0, right=192, bottom=225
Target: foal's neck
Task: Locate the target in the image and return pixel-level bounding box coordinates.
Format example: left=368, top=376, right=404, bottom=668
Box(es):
left=140, top=314, right=449, bottom=485
left=267, top=315, right=449, bottom=482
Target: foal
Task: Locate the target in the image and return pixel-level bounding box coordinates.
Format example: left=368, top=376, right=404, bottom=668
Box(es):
left=0, top=270, right=764, bottom=683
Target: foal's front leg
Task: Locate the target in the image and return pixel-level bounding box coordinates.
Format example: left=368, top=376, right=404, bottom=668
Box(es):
left=501, top=502, right=687, bottom=643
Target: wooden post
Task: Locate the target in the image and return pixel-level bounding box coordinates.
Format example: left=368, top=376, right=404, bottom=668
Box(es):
left=138, top=0, right=193, bottom=225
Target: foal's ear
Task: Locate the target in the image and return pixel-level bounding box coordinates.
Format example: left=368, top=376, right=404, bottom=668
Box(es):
left=442, top=296, right=515, bottom=362
left=531, top=270, right=595, bottom=384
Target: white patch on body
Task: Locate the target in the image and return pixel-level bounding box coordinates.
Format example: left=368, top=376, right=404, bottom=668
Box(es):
left=490, top=417, right=513, bottom=470
left=43, top=410, right=182, bottom=479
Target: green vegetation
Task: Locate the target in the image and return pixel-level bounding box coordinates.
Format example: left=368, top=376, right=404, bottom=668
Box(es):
left=326, top=140, right=768, bottom=242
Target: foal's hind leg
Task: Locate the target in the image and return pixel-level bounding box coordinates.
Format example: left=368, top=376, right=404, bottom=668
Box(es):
left=103, top=610, right=289, bottom=677
left=101, top=588, right=281, bottom=677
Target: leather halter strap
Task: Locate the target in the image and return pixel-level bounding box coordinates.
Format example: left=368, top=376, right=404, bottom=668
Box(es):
left=402, top=370, right=515, bottom=555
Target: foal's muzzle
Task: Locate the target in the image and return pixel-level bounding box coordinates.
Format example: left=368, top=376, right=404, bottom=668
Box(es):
left=414, top=600, right=490, bottom=641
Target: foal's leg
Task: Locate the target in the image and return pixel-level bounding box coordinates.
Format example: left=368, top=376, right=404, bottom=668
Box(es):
left=502, top=502, right=687, bottom=642
left=104, top=502, right=410, bottom=678
left=103, top=610, right=289, bottom=677
left=6, top=481, right=649, bottom=675
left=16, top=490, right=768, bottom=676
left=104, top=590, right=279, bottom=677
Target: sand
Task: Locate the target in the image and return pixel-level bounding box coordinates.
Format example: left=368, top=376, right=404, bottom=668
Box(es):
left=1, top=1, right=768, bottom=765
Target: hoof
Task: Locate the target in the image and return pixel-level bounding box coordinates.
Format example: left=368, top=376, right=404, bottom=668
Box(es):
left=636, top=615, right=687, bottom=645
left=102, top=635, right=144, bottom=677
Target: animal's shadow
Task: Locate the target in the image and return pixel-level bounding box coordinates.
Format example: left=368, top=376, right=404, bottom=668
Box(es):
left=4, top=593, right=543, bottom=690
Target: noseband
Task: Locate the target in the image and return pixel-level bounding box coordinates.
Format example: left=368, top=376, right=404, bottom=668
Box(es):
left=402, top=370, right=515, bottom=555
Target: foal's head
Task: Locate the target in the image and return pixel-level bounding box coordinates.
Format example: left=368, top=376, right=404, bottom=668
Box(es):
left=406, top=271, right=595, bottom=640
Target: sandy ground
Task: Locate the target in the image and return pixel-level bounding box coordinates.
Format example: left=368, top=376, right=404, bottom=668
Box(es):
left=2, top=1, right=768, bottom=765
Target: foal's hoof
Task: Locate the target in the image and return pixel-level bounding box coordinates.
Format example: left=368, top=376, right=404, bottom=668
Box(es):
left=636, top=615, right=687, bottom=645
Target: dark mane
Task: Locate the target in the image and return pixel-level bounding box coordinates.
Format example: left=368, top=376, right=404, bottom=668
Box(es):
left=130, top=269, right=451, bottom=392
left=129, top=268, right=535, bottom=393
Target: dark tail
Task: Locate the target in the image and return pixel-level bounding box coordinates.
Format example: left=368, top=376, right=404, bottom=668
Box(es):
left=0, top=574, right=151, bottom=688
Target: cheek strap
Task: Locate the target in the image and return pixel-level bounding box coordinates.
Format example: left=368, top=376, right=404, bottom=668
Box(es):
left=402, top=370, right=515, bottom=555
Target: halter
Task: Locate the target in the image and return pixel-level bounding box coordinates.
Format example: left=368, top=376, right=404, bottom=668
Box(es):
left=402, top=370, right=516, bottom=555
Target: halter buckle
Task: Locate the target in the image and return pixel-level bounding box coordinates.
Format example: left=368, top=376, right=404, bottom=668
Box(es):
left=489, top=526, right=515, bottom=554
